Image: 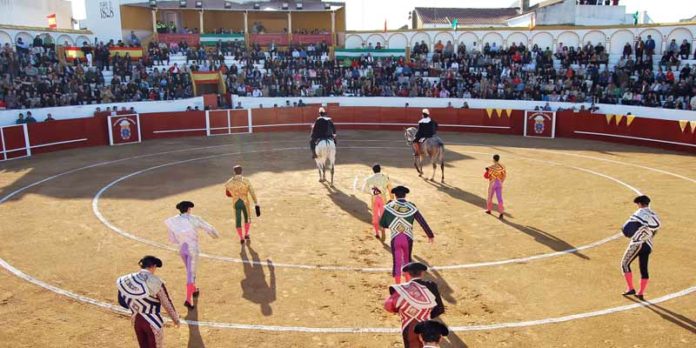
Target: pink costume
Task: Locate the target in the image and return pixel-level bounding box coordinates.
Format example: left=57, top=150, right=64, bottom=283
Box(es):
left=165, top=213, right=218, bottom=304
left=362, top=172, right=394, bottom=237
left=485, top=163, right=506, bottom=214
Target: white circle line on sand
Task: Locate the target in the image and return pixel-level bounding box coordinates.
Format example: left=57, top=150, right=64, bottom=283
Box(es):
left=1, top=138, right=694, bottom=333
left=91, top=145, right=637, bottom=271
left=1, top=255, right=695, bottom=333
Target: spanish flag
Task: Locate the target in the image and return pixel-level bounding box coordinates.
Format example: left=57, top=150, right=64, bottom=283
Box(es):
left=191, top=71, right=220, bottom=84
left=64, top=46, right=85, bottom=61
left=47, top=14, right=57, bottom=29
left=190, top=71, right=225, bottom=96
left=109, top=47, right=144, bottom=60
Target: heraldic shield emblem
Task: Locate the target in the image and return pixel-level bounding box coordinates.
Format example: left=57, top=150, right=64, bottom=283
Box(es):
left=524, top=111, right=555, bottom=138
left=108, top=115, right=141, bottom=145
left=119, top=119, right=132, bottom=140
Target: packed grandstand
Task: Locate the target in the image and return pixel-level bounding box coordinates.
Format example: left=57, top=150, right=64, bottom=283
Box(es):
left=2, top=27, right=696, bottom=113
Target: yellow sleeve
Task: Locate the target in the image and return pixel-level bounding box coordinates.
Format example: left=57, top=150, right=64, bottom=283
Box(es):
left=246, top=178, right=258, bottom=205
left=387, top=177, right=394, bottom=200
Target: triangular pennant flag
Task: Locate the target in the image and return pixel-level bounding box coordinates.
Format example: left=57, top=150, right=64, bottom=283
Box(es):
left=678, top=120, right=688, bottom=132
left=485, top=108, right=493, bottom=118
left=615, top=114, right=624, bottom=126
left=690, top=121, right=696, bottom=134
left=605, top=114, right=614, bottom=124
left=505, top=109, right=512, bottom=118
left=495, top=109, right=503, bottom=118
left=626, top=115, right=635, bottom=126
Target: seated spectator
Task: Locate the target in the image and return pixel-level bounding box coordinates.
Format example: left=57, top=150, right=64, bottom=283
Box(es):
left=235, top=102, right=243, bottom=109
left=15, top=113, right=25, bottom=124
left=44, top=113, right=55, bottom=121
left=25, top=111, right=37, bottom=123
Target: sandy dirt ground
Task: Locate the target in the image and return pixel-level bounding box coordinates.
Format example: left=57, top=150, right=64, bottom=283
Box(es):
left=0, top=131, right=695, bottom=348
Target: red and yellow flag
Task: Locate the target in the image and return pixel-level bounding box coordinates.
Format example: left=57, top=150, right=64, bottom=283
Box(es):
left=191, top=71, right=221, bottom=84
left=47, top=14, right=57, bottom=29
left=64, top=46, right=85, bottom=61
left=109, top=47, right=144, bottom=60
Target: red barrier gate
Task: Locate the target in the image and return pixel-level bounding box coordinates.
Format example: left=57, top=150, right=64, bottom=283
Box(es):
left=0, top=124, right=30, bottom=161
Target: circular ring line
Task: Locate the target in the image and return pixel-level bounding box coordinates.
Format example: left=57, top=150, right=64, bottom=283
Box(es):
left=1, top=138, right=694, bottom=333
left=91, top=145, right=639, bottom=271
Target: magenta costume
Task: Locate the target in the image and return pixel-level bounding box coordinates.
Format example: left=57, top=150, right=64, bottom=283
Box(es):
left=379, top=199, right=434, bottom=278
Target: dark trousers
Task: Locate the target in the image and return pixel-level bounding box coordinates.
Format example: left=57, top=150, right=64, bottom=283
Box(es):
left=134, top=314, right=158, bottom=348
left=402, top=321, right=423, bottom=348
left=621, top=243, right=652, bottom=278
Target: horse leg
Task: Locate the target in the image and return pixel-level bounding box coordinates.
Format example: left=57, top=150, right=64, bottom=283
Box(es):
left=440, top=149, right=445, bottom=183
left=330, top=163, right=335, bottom=187
left=431, top=160, right=436, bottom=181
left=440, top=160, right=445, bottom=183
left=317, top=162, right=324, bottom=182
left=413, top=156, right=422, bottom=176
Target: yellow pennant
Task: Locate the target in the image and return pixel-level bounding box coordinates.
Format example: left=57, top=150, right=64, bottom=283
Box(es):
left=495, top=109, right=503, bottom=118
left=505, top=109, right=513, bottom=118
left=626, top=115, right=636, bottom=126
left=690, top=120, right=696, bottom=134
left=485, top=108, right=493, bottom=118
left=615, top=114, right=624, bottom=126
left=678, top=120, right=688, bottom=132
left=605, top=114, right=614, bottom=124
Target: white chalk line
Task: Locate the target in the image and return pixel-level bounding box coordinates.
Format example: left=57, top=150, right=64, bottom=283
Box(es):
left=1, top=138, right=695, bottom=333
left=91, top=145, right=635, bottom=271
left=2, top=254, right=695, bottom=333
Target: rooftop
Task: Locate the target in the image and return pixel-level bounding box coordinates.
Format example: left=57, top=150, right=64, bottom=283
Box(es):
left=414, top=7, right=521, bottom=26
left=126, top=0, right=343, bottom=11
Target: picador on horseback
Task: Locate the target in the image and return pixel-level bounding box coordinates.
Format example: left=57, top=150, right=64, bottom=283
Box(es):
left=405, top=109, right=445, bottom=182
left=310, top=107, right=336, bottom=159
left=414, top=109, right=437, bottom=156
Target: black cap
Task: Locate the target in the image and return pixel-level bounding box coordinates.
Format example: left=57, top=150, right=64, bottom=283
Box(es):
left=139, top=255, right=163, bottom=269
left=402, top=261, right=428, bottom=273
left=414, top=320, right=449, bottom=341
left=391, top=185, right=410, bottom=196
left=633, top=195, right=651, bottom=206
left=176, top=201, right=194, bottom=213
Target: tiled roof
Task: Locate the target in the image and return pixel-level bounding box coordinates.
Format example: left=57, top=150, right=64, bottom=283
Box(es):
left=414, top=7, right=521, bottom=26
left=127, top=0, right=343, bottom=11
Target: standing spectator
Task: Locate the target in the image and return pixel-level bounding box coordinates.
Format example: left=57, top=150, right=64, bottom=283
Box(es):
left=622, top=42, right=632, bottom=59
left=634, top=36, right=644, bottom=59
left=645, top=35, right=655, bottom=57
left=679, top=39, right=691, bottom=59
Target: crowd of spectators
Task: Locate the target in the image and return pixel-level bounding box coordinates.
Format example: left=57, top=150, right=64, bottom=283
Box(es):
left=0, top=35, right=195, bottom=111
left=3, top=33, right=696, bottom=113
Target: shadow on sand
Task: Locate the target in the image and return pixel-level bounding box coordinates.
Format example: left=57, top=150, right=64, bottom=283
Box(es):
left=184, top=296, right=205, bottom=348
left=626, top=297, right=696, bottom=334
left=240, top=244, right=276, bottom=316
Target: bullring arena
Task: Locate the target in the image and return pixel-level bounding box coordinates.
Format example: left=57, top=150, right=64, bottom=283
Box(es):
left=1, top=105, right=695, bottom=347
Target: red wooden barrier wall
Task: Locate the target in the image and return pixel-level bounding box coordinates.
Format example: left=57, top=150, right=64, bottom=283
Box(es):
left=1, top=107, right=694, bottom=163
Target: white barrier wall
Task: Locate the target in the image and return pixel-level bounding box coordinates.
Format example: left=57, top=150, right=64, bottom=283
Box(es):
left=0, top=97, right=204, bottom=126
left=226, top=96, right=696, bottom=122
left=344, top=23, right=696, bottom=55
left=2, top=96, right=694, bottom=127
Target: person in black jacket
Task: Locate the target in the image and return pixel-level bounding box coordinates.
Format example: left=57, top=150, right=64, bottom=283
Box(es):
left=414, top=109, right=438, bottom=155
left=309, top=107, right=336, bottom=159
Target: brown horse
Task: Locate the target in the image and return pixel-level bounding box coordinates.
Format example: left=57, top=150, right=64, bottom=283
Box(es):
left=405, top=127, right=445, bottom=182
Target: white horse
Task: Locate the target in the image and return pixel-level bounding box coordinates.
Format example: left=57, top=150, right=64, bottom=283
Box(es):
left=405, top=127, right=445, bottom=182
left=314, top=139, right=336, bottom=185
